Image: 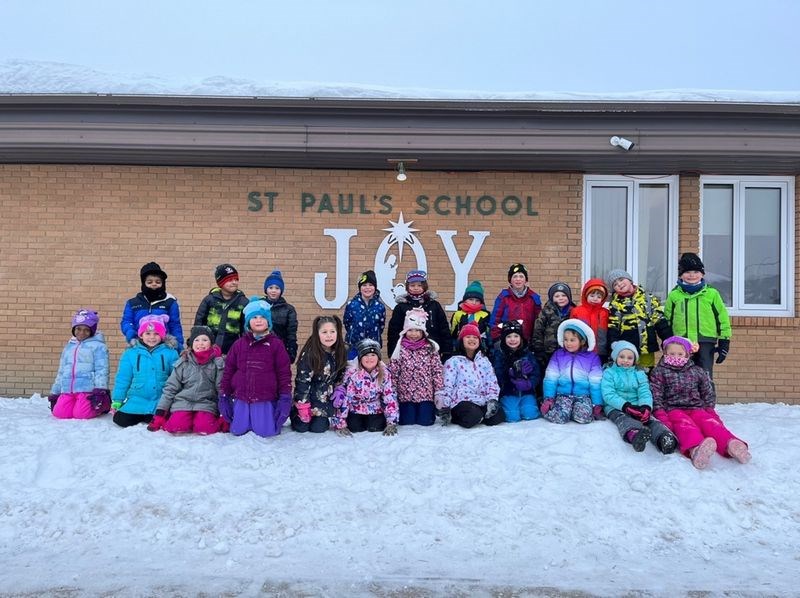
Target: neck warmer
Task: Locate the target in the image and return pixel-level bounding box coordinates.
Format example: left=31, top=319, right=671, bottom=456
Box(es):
left=558, top=304, right=571, bottom=317
left=142, top=285, right=167, bottom=302
left=663, top=354, right=689, bottom=368
left=678, top=279, right=706, bottom=294
left=401, top=336, right=429, bottom=352
left=459, top=301, right=484, bottom=315
left=510, top=286, right=528, bottom=299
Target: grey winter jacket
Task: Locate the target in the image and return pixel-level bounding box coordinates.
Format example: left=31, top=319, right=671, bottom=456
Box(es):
left=157, top=353, right=225, bottom=414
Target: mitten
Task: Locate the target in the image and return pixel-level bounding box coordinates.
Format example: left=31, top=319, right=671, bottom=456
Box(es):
left=592, top=405, right=606, bottom=421
left=147, top=410, right=168, bottom=432
left=87, top=388, right=111, bottom=413
left=512, top=378, right=532, bottom=393
left=715, top=339, right=730, bottom=364
left=336, top=427, right=353, bottom=437
left=331, top=386, right=346, bottom=409
left=218, top=394, right=234, bottom=422
left=47, top=394, right=60, bottom=412
left=128, top=338, right=138, bottom=348
left=438, top=407, right=451, bottom=426
left=383, top=424, right=398, bottom=436
left=637, top=406, right=652, bottom=423
left=622, top=402, right=643, bottom=419
left=110, top=400, right=122, bottom=413
left=274, top=393, right=291, bottom=427
left=518, top=359, right=534, bottom=376
left=540, top=399, right=554, bottom=416
left=295, top=402, right=312, bottom=424
left=485, top=399, right=500, bottom=419
left=218, top=415, right=230, bottom=433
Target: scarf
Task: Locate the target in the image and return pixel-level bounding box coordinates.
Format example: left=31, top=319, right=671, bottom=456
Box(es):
left=459, top=301, right=484, bottom=315
left=401, top=336, right=429, bottom=352
left=663, top=355, right=689, bottom=368
left=510, top=286, right=529, bottom=299
left=193, top=345, right=221, bottom=365
left=678, top=279, right=706, bottom=294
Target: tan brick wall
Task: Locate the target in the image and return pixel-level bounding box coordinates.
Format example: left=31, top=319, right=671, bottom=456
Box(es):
left=0, top=165, right=797, bottom=403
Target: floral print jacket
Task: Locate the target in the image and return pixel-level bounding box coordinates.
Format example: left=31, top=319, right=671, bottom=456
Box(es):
left=332, top=363, right=398, bottom=429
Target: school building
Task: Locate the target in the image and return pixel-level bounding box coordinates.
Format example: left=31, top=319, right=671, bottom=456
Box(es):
left=0, top=95, right=797, bottom=402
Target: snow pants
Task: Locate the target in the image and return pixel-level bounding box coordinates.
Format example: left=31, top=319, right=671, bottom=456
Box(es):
left=346, top=413, right=387, bottom=433
left=450, top=401, right=505, bottom=429
left=500, top=394, right=539, bottom=422
left=163, top=410, right=220, bottom=435
left=692, top=341, right=717, bottom=378
left=656, top=407, right=746, bottom=457
left=52, top=392, right=99, bottom=420
left=607, top=409, right=674, bottom=449
left=231, top=400, right=280, bottom=438
left=113, top=411, right=153, bottom=428
left=543, top=394, right=593, bottom=424
left=290, top=414, right=330, bottom=433
left=398, top=400, right=436, bottom=426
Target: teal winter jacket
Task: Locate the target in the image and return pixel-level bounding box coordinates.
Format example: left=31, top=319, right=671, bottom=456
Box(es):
left=601, top=364, right=653, bottom=415
left=112, top=342, right=180, bottom=415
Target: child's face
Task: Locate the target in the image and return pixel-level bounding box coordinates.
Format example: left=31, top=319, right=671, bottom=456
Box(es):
left=587, top=290, right=605, bottom=305
left=249, top=316, right=269, bottom=334
left=192, top=335, right=212, bottom=352
left=221, top=279, right=239, bottom=294
left=562, top=330, right=583, bottom=353
left=407, top=282, right=424, bottom=295
left=462, top=335, right=481, bottom=352
left=73, top=325, right=92, bottom=341
left=265, top=285, right=282, bottom=300
left=616, top=349, right=636, bottom=368
left=360, top=353, right=379, bottom=371
left=405, top=329, right=424, bottom=341
left=359, top=283, right=376, bottom=300
left=510, top=273, right=527, bottom=290
left=612, top=277, right=634, bottom=296
left=463, top=297, right=482, bottom=308
left=318, top=322, right=338, bottom=348
left=553, top=291, right=569, bottom=307
left=680, top=270, right=703, bottom=285
left=504, top=332, right=522, bottom=350
left=144, top=275, right=163, bottom=290
left=664, top=343, right=688, bottom=359
left=141, top=330, right=162, bottom=348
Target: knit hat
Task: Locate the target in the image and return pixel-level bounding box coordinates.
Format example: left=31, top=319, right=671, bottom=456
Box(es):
left=356, top=338, right=381, bottom=360
left=547, top=282, right=573, bottom=304
left=137, top=314, right=169, bottom=339
left=500, top=319, right=524, bottom=341
left=263, top=270, right=285, bottom=294
left=508, top=263, right=528, bottom=282
left=358, top=270, right=378, bottom=288
left=678, top=252, right=705, bottom=276
left=610, top=340, right=639, bottom=363
left=140, top=262, right=167, bottom=283
left=243, top=296, right=272, bottom=331
left=662, top=335, right=693, bottom=356
left=606, top=269, right=634, bottom=291
left=401, top=307, right=429, bottom=336
left=557, top=318, right=596, bottom=352
left=215, top=263, right=239, bottom=287
left=458, top=322, right=482, bottom=341
left=71, top=308, right=99, bottom=337
left=188, top=325, right=214, bottom=346
left=405, top=270, right=428, bottom=285
left=461, top=280, right=485, bottom=303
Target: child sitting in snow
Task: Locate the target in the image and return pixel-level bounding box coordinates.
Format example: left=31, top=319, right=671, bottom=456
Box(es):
left=541, top=319, right=603, bottom=425
left=332, top=339, right=398, bottom=436
left=388, top=307, right=444, bottom=426
left=601, top=340, right=677, bottom=453
left=49, top=308, right=110, bottom=419
left=492, top=320, right=541, bottom=422
left=147, top=326, right=224, bottom=435
left=650, top=336, right=750, bottom=469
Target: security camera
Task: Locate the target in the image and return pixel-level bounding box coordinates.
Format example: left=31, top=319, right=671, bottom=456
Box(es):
left=610, top=136, right=635, bottom=151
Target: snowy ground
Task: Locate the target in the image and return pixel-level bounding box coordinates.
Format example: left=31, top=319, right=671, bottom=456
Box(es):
left=1, top=396, right=798, bottom=598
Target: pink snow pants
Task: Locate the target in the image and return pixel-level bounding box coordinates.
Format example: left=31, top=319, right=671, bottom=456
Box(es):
left=163, top=410, right=220, bottom=435
left=52, top=392, right=99, bottom=420
left=656, top=407, right=746, bottom=458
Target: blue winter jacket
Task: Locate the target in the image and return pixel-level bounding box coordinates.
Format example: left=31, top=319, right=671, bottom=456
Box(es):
left=111, top=342, right=180, bottom=415
left=120, top=292, right=184, bottom=347
left=601, top=364, right=653, bottom=415
left=543, top=348, right=603, bottom=405
left=343, top=290, right=386, bottom=360
left=51, top=333, right=109, bottom=394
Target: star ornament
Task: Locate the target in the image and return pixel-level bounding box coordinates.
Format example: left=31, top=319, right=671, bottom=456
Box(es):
left=382, top=212, right=420, bottom=262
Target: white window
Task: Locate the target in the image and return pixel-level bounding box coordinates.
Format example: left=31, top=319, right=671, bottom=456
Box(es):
left=583, top=175, right=678, bottom=300
left=701, top=176, right=794, bottom=316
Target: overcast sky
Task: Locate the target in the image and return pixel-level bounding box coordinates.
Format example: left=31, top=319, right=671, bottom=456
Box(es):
left=2, top=0, right=799, bottom=94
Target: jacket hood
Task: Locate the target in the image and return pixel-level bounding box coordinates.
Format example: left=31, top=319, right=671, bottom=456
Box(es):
left=395, top=290, right=438, bottom=304
left=580, top=278, right=609, bottom=305
left=69, top=331, right=107, bottom=345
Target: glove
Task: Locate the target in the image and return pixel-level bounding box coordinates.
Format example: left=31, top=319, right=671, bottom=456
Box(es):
left=218, top=394, right=234, bottom=422
left=331, top=386, right=346, bottom=409
left=218, top=416, right=230, bottom=433
left=48, top=394, right=60, bottom=412
left=517, top=359, right=534, bottom=377
left=336, top=427, right=353, bottom=437
left=485, top=399, right=499, bottom=419
left=295, top=402, right=312, bottom=424
left=715, top=339, right=730, bottom=364
left=592, top=405, right=606, bottom=421
left=623, top=402, right=643, bottom=419
left=512, top=378, right=532, bottom=393
left=637, top=405, right=652, bottom=422
left=129, top=338, right=138, bottom=348
left=540, top=399, right=554, bottom=416
left=86, top=388, right=111, bottom=413
left=110, top=400, right=122, bottom=413
left=147, top=410, right=167, bottom=432
left=274, top=393, right=291, bottom=426
left=383, top=424, right=398, bottom=436
left=438, top=407, right=451, bottom=426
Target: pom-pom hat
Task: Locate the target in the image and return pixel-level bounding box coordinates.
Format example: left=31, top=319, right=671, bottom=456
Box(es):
left=263, top=270, right=285, bottom=294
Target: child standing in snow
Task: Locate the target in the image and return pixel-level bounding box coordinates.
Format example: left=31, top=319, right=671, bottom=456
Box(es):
left=194, top=263, right=250, bottom=355
left=147, top=325, right=224, bottom=435
left=49, top=308, right=110, bottom=419
left=388, top=307, right=444, bottom=426
left=532, top=282, right=576, bottom=368
left=541, top=319, right=603, bottom=425
left=571, top=278, right=610, bottom=362
left=649, top=336, right=750, bottom=469
left=449, top=280, right=491, bottom=353
left=438, top=323, right=504, bottom=428
left=489, top=263, right=542, bottom=347
left=343, top=270, right=386, bottom=361
left=261, top=270, right=299, bottom=363
left=333, top=339, right=399, bottom=436
left=219, top=297, right=292, bottom=438
left=121, top=261, right=184, bottom=349
left=492, top=320, right=541, bottom=422
left=601, top=340, right=677, bottom=453
left=111, top=314, right=181, bottom=428
left=291, top=315, right=348, bottom=433
left=387, top=270, right=451, bottom=362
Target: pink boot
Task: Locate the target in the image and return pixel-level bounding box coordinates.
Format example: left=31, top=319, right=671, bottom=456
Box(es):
left=690, top=437, right=717, bottom=470
left=727, top=439, right=751, bottom=464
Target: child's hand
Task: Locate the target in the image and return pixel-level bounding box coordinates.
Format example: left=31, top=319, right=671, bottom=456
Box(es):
left=437, top=407, right=451, bottom=426
left=592, top=405, right=606, bottom=421
left=295, top=402, right=312, bottom=424
left=147, top=410, right=167, bottom=432
left=383, top=424, right=397, bottom=436
left=47, top=394, right=59, bottom=412
left=129, top=339, right=138, bottom=348
left=331, top=386, right=346, bottom=409
left=485, top=399, right=500, bottom=419
left=336, top=427, right=352, bottom=437
left=540, top=399, right=554, bottom=416
left=690, top=341, right=700, bottom=354
left=110, top=400, right=122, bottom=413
left=715, top=339, right=730, bottom=364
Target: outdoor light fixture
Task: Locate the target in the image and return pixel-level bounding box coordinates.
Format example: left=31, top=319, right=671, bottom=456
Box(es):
left=609, top=136, right=635, bottom=151
left=396, top=161, right=407, bottom=181
left=387, top=158, right=417, bottom=182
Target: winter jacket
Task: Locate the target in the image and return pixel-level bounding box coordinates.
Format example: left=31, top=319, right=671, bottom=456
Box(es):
left=543, top=348, right=603, bottom=405
left=263, top=295, right=299, bottom=362
left=531, top=301, right=574, bottom=364
left=439, top=352, right=500, bottom=409
left=607, top=287, right=672, bottom=358
left=388, top=292, right=451, bottom=361
left=571, top=280, right=609, bottom=358
left=489, top=287, right=542, bottom=342
left=491, top=345, right=541, bottom=398
left=157, top=352, right=225, bottom=414
left=601, top=364, right=652, bottom=415
left=220, top=332, right=292, bottom=404
left=388, top=340, right=444, bottom=403
left=293, top=350, right=344, bottom=418
left=51, top=333, right=109, bottom=395
left=121, top=292, right=184, bottom=347
left=332, top=363, right=398, bottom=429
left=649, top=358, right=716, bottom=412
left=343, top=291, right=387, bottom=360
left=449, top=307, right=491, bottom=347
left=112, top=342, right=180, bottom=415
left=664, top=284, right=731, bottom=344
left=194, top=288, right=249, bottom=354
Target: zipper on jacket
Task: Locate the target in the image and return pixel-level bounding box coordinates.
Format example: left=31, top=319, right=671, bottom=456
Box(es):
left=69, top=341, right=81, bottom=393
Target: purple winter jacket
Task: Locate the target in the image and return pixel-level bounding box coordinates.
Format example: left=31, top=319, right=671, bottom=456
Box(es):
left=220, top=332, right=292, bottom=403
left=649, top=358, right=715, bottom=411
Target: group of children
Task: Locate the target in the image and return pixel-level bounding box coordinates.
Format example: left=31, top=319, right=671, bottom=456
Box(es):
left=48, top=253, right=748, bottom=470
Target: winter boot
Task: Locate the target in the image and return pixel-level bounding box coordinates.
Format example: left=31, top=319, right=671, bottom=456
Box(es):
left=690, top=437, right=717, bottom=470
left=726, top=439, right=751, bottom=464
left=658, top=433, right=678, bottom=455
left=625, top=427, right=651, bottom=452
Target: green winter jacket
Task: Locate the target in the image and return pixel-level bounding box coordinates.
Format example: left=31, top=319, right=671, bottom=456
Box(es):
left=664, top=285, right=731, bottom=343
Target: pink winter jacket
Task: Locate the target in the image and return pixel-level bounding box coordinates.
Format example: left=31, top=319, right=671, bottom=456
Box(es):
left=332, top=363, right=399, bottom=429
left=388, top=342, right=444, bottom=404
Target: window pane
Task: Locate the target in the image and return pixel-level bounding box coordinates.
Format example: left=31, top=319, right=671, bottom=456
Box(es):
left=702, top=185, right=733, bottom=304
left=744, top=187, right=781, bottom=305
left=638, top=184, right=669, bottom=299
left=590, top=187, right=627, bottom=281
